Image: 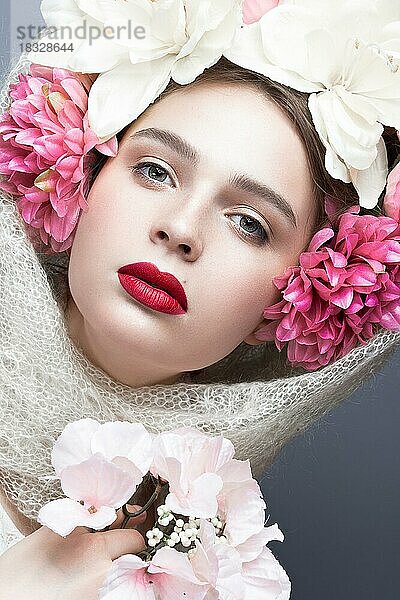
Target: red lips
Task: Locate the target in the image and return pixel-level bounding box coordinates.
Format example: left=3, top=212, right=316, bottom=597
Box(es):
left=117, top=262, right=188, bottom=315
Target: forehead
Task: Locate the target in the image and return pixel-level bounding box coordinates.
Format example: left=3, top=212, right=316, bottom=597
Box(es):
left=123, top=82, right=315, bottom=232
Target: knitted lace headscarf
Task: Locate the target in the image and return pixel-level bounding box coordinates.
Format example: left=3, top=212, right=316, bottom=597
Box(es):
left=1, top=54, right=399, bottom=521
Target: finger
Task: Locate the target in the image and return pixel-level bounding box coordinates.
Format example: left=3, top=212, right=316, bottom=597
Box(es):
left=39, top=524, right=94, bottom=538
left=110, top=504, right=147, bottom=530
left=100, top=528, right=146, bottom=560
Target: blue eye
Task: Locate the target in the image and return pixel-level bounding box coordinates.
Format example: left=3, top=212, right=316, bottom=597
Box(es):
left=130, top=162, right=174, bottom=186
left=230, top=214, right=269, bottom=244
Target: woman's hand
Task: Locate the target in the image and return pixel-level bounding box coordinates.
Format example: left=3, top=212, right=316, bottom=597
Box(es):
left=0, top=505, right=147, bottom=600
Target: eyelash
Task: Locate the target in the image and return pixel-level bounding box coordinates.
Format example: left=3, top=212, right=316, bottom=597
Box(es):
left=129, top=162, right=270, bottom=245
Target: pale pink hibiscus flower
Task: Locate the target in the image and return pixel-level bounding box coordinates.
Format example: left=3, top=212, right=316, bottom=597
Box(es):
left=38, top=453, right=137, bottom=536
left=150, top=427, right=236, bottom=518
left=191, top=519, right=245, bottom=599
left=38, top=418, right=154, bottom=537
left=51, top=418, right=154, bottom=483
left=99, top=547, right=206, bottom=600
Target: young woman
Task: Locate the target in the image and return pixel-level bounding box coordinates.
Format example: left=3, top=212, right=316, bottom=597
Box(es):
left=0, top=1, right=398, bottom=597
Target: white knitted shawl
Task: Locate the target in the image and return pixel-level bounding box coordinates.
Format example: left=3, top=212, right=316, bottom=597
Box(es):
left=1, top=55, right=399, bottom=521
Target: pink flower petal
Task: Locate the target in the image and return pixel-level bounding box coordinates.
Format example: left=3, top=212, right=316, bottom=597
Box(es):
left=38, top=498, right=117, bottom=537
left=60, top=453, right=137, bottom=508
left=242, top=0, right=280, bottom=24
left=51, top=418, right=100, bottom=474
left=91, top=421, right=154, bottom=478
left=166, top=472, right=223, bottom=518
left=38, top=497, right=89, bottom=537
left=242, top=547, right=291, bottom=600
left=0, top=64, right=113, bottom=250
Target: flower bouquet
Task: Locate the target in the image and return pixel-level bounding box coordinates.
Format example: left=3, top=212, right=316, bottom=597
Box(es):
left=37, top=418, right=291, bottom=599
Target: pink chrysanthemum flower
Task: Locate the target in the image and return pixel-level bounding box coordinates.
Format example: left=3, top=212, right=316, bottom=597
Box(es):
left=255, top=199, right=400, bottom=371
left=0, top=64, right=117, bottom=253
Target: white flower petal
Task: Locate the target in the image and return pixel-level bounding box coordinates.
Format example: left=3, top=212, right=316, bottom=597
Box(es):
left=127, top=0, right=185, bottom=62
left=325, top=145, right=352, bottom=183
left=194, top=521, right=243, bottom=599
left=38, top=497, right=84, bottom=536
left=260, top=7, right=338, bottom=87
left=27, top=20, right=90, bottom=69
left=91, top=421, right=154, bottom=475
left=311, top=90, right=380, bottom=170
left=331, top=90, right=383, bottom=148
left=172, top=0, right=242, bottom=84
left=61, top=453, right=137, bottom=508
left=222, top=484, right=266, bottom=547
left=51, top=418, right=100, bottom=475
left=148, top=547, right=205, bottom=599
left=40, top=0, right=84, bottom=27
left=243, top=547, right=291, bottom=600
left=99, top=555, right=149, bottom=600
left=88, top=56, right=174, bottom=140
left=203, top=436, right=235, bottom=473
left=111, top=457, right=144, bottom=484
left=349, top=44, right=400, bottom=128
left=68, top=37, right=127, bottom=72
left=214, top=543, right=244, bottom=600
left=381, top=21, right=400, bottom=55
left=224, top=21, right=273, bottom=74
left=308, top=93, right=351, bottom=182
left=79, top=504, right=117, bottom=531
left=192, top=521, right=218, bottom=583
left=349, top=136, right=388, bottom=208
left=166, top=473, right=223, bottom=518
left=224, top=20, right=323, bottom=92
left=217, top=459, right=253, bottom=484
left=263, top=523, right=285, bottom=545
left=75, top=0, right=119, bottom=23
left=335, top=85, right=379, bottom=126
left=236, top=523, right=284, bottom=563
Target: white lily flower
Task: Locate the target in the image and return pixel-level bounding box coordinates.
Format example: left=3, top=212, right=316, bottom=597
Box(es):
left=29, top=0, right=244, bottom=140
left=224, top=1, right=400, bottom=208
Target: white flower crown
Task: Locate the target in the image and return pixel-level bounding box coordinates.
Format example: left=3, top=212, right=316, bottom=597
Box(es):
left=28, top=0, right=400, bottom=209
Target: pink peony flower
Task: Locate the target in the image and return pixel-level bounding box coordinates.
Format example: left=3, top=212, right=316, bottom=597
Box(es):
left=255, top=202, right=400, bottom=371
left=0, top=64, right=117, bottom=253
left=242, top=0, right=280, bottom=24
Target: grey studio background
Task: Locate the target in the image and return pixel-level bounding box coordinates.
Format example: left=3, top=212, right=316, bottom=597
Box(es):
left=1, top=2, right=400, bottom=599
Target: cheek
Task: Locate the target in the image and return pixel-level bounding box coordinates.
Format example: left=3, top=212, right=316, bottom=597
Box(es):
left=193, top=264, right=282, bottom=344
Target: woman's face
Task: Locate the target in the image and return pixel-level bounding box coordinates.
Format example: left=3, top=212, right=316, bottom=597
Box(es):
left=66, top=82, right=316, bottom=385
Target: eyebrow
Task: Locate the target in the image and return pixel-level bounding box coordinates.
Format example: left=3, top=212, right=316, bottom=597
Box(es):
left=130, top=127, right=297, bottom=229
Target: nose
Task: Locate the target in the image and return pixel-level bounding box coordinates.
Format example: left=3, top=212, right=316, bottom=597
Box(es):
left=149, top=209, right=204, bottom=261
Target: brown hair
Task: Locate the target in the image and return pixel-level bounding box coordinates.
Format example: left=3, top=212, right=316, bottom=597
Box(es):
left=88, top=56, right=397, bottom=250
